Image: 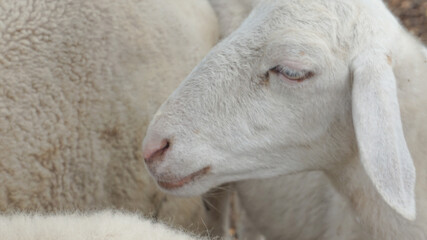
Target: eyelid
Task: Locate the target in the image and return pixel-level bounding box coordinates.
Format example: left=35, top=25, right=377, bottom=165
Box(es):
left=269, top=65, right=313, bottom=81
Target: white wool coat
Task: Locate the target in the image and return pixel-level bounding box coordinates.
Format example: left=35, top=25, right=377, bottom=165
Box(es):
left=0, top=0, right=218, bottom=231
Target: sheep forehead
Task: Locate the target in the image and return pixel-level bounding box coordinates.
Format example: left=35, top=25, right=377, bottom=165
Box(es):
left=243, top=0, right=397, bottom=55
left=197, top=0, right=395, bottom=82
left=229, top=0, right=360, bottom=59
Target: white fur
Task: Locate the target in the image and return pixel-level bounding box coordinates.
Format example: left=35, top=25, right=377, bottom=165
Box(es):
left=0, top=0, right=218, bottom=232
left=208, top=0, right=255, bottom=39
left=144, top=0, right=427, bottom=239
left=0, top=211, right=205, bottom=240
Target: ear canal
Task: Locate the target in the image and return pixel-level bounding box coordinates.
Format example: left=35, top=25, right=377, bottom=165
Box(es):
left=351, top=51, right=416, bottom=220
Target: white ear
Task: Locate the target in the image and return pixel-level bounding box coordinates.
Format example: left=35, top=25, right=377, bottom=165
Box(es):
left=351, top=50, right=416, bottom=220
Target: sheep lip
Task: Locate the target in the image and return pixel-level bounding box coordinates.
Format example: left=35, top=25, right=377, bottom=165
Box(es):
left=157, top=166, right=211, bottom=190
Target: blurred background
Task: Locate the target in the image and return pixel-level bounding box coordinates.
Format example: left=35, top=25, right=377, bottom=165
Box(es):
left=385, top=0, right=427, bottom=43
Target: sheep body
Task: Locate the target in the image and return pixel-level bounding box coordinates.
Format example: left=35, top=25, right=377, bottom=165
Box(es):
left=0, top=211, right=204, bottom=240
left=144, top=0, right=427, bottom=239
left=0, top=0, right=218, bottom=231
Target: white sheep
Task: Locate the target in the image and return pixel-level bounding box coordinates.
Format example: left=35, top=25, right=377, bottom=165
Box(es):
left=204, top=1, right=351, bottom=239
left=0, top=0, right=218, bottom=232
left=0, top=211, right=205, bottom=240
left=204, top=1, right=362, bottom=239
left=143, top=0, right=427, bottom=239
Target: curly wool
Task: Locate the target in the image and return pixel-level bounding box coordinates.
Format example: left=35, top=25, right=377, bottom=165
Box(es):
left=0, top=0, right=218, bottom=231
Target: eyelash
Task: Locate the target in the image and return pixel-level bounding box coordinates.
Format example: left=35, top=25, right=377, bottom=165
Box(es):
left=269, top=65, right=313, bottom=82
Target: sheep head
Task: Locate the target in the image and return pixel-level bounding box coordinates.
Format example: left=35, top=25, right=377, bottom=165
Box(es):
left=143, top=0, right=416, bottom=220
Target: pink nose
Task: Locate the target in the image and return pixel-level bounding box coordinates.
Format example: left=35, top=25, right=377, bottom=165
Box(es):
left=143, top=138, right=170, bottom=164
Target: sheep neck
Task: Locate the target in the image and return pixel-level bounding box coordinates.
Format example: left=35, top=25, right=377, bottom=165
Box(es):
left=326, top=157, right=425, bottom=239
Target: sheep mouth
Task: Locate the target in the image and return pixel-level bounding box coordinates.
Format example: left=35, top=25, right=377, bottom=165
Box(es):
left=157, top=166, right=211, bottom=190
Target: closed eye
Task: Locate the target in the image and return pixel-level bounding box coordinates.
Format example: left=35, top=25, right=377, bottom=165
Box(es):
left=269, top=65, right=313, bottom=82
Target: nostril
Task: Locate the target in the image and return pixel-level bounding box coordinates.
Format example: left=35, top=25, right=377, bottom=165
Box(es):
left=144, top=139, right=170, bottom=164
left=162, top=141, right=170, bottom=152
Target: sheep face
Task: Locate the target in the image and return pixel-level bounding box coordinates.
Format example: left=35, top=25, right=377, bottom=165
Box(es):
left=143, top=0, right=356, bottom=195
left=143, top=0, right=416, bottom=220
